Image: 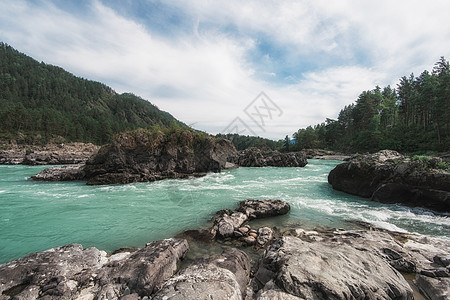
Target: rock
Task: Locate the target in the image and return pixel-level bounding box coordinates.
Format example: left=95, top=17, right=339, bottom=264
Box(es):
left=80, top=128, right=238, bottom=185
left=242, top=236, right=256, bottom=246
left=96, top=239, right=189, bottom=297
left=328, top=150, right=450, bottom=212
left=0, top=239, right=188, bottom=300
left=0, top=142, right=99, bottom=165
left=237, top=199, right=290, bottom=219
left=152, top=248, right=250, bottom=300
left=415, top=275, right=450, bottom=300
left=302, top=148, right=350, bottom=161
left=257, top=227, right=273, bottom=246
left=31, top=164, right=86, bottom=181
left=236, top=147, right=307, bottom=167
left=255, top=236, right=413, bottom=299
left=238, top=226, right=250, bottom=234
left=215, top=212, right=248, bottom=238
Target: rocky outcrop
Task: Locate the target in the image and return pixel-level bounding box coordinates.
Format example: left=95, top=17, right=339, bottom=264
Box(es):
left=302, top=148, right=351, bottom=160
left=0, top=143, right=99, bottom=165
left=31, top=129, right=238, bottom=185
left=31, top=164, right=85, bottom=181
left=328, top=150, right=450, bottom=212
left=212, top=200, right=290, bottom=246
left=152, top=248, right=250, bottom=300
left=237, top=199, right=291, bottom=220
left=256, top=236, right=413, bottom=299
left=0, top=239, right=188, bottom=300
left=236, top=148, right=307, bottom=167
left=252, top=227, right=450, bottom=300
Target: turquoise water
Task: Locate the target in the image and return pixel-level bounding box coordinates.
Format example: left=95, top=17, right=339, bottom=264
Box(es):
left=0, top=160, right=449, bottom=264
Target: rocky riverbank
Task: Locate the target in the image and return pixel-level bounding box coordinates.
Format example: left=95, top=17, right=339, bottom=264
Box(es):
left=235, top=147, right=307, bottom=167
left=328, top=150, right=450, bottom=213
left=1, top=199, right=449, bottom=300
left=0, top=143, right=99, bottom=165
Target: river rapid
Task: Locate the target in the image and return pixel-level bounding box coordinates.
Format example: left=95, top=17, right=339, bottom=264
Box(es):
left=1, top=159, right=449, bottom=264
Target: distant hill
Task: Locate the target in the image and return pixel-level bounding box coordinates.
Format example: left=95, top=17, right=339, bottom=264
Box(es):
left=0, top=42, right=184, bottom=145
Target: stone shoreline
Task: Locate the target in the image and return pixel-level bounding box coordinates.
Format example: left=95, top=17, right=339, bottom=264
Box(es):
left=1, top=199, right=448, bottom=300
left=0, top=143, right=100, bottom=165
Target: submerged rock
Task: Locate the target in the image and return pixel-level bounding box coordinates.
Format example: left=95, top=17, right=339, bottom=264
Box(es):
left=328, top=150, right=450, bottom=212
left=236, top=147, right=307, bottom=167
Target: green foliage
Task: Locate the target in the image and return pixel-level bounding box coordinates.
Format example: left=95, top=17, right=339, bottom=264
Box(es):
left=292, top=58, right=450, bottom=153
left=216, top=133, right=283, bottom=151
left=0, top=42, right=183, bottom=145
left=411, top=155, right=450, bottom=172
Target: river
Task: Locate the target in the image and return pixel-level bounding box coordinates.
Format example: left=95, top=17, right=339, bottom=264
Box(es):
left=0, top=159, right=449, bottom=264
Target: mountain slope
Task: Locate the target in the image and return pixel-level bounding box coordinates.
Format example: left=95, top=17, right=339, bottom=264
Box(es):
left=0, top=42, right=183, bottom=145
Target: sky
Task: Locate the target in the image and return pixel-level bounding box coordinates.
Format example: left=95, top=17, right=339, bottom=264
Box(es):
left=1, top=0, right=449, bottom=139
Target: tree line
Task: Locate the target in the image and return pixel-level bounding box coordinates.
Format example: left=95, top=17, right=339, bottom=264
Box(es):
left=291, top=57, right=449, bottom=153
left=0, top=42, right=182, bottom=145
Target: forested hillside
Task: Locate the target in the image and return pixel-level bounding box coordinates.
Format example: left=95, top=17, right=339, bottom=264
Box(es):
left=216, top=133, right=282, bottom=151
left=0, top=43, right=182, bottom=145
left=292, top=58, right=450, bottom=153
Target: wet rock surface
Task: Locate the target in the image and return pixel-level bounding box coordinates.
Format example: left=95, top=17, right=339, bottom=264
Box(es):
left=212, top=200, right=290, bottom=246
left=237, top=199, right=291, bottom=220
left=328, top=150, right=450, bottom=212
left=0, top=143, right=99, bottom=165
left=236, top=147, right=307, bottom=167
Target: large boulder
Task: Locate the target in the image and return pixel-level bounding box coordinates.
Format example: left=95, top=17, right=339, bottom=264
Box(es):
left=236, top=147, right=307, bottom=167
left=152, top=248, right=250, bottom=300
left=0, top=239, right=189, bottom=300
left=255, top=236, right=412, bottom=299
left=253, top=227, right=450, bottom=300
left=328, top=150, right=450, bottom=212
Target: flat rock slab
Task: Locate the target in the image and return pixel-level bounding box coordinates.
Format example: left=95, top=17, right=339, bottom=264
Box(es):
left=256, top=236, right=413, bottom=299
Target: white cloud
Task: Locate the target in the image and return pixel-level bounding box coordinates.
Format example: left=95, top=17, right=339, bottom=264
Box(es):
left=0, top=0, right=449, bottom=139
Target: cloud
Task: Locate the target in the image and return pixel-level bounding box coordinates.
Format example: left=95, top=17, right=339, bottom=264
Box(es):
left=0, top=0, right=449, bottom=139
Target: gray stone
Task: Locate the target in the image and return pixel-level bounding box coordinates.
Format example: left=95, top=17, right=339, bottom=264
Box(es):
left=152, top=248, right=250, bottom=300
left=237, top=199, right=291, bottom=220
left=415, top=275, right=450, bottom=300
left=256, top=236, right=413, bottom=299
left=215, top=212, right=248, bottom=238
left=0, top=239, right=188, bottom=300
left=328, top=150, right=450, bottom=212
left=257, top=227, right=273, bottom=246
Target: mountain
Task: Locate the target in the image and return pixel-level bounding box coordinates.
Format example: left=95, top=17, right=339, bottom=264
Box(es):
left=0, top=42, right=183, bottom=145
